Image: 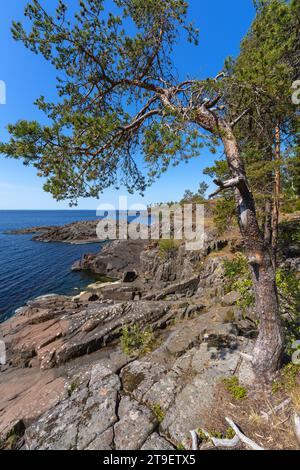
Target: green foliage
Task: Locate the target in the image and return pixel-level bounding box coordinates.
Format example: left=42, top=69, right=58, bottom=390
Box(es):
left=282, top=363, right=300, bottom=390
left=120, top=324, right=154, bottom=355
left=279, top=220, right=300, bottom=245
left=196, top=429, right=209, bottom=442
left=233, top=278, right=255, bottom=310
left=197, top=426, right=235, bottom=441
left=211, top=0, right=299, bottom=234
left=276, top=269, right=299, bottom=299
left=151, top=403, right=165, bottom=423
left=0, top=0, right=205, bottom=204
left=223, top=253, right=249, bottom=285
left=203, top=160, right=237, bottom=233
left=4, top=431, right=19, bottom=450
left=176, top=442, right=186, bottom=450
left=158, top=239, right=181, bottom=258
left=222, top=376, right=247, bottom=400
left=67, top=382, right=77, bottom=397
left=209, top=430, right=223, bottom=439
left=223, top=253, right=255, bottom=312
left=282, top=198, right=300, bottom=214
left=213, top=198, right=236, bottom=234
left=181, top=181, right=209, bottom=203
left=271, top=379, right=282, bottom=395
left=276, top=268, right=300, bottom=354
left=225, top=427, right=235, bottom=440
left=272, top=363, right=300, bottom=394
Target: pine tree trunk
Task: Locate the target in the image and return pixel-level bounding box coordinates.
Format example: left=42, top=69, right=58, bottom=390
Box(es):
left=264, top=197, right=273, bottom=246
left=221, top=124, right=284, bottom=377
left=272, top=124, right=281, bottom=264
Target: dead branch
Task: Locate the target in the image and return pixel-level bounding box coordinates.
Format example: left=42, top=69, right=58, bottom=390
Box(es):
left=225, top=417, right=265, bottom=450
left=209, top=176, right=245, bottom=198
left=230, top=108, right=251, bottom=128
left=189, top=430, right=198, bottom=450
left=261, top=398, right=291, bottom=422
left=215, top=71, right=226, bottom=81
left=294, top=413, right=300, bottom=446
left=205, top=95, right=222, bottom=109
left=210, top=434, right=240, bottom=448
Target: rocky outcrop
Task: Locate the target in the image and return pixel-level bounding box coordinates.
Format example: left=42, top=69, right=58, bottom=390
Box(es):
left=25, top=364, right=121, bottom=450
left=6, top=220, right=101, bottom=244
left=14, top=317, right=254, bottom=450
left=1, top=295, right=176, bottom=371
left=0, top=260, right=255, bottom=451
left=0, top=218, right=249, bottom=449
left=72, top=239, right=147, bottom=278
left=1, top=215, right=299, bottom=450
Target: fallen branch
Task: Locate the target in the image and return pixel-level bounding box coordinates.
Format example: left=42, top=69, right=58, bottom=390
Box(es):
left=261, top=398, right=291, bottom=422
left=225, top=417, right=265, bottom=450
left=210, top=434, right=240, bottom=448
left=189, top=430, right=198, bottom=450
left=294, top=413, right=300, bottom=446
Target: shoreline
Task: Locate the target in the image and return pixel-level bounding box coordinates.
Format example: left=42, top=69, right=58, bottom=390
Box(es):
left=72, top=279, right=121, bottom=301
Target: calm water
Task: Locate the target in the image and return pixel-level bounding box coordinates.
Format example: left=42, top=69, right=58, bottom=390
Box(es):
left=0, top=211, right=103, bottom=322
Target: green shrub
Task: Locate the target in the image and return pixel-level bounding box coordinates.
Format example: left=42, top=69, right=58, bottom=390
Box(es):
left=196, top=429, right=209, bottom=442
left=209, top=430, right=223, bottom=439
left=120, top=324, right=154, bottom=356
left=67, top=382, right=77, bottom=397
left=223, top=253, right=249, bottom=281
left=197, top=426, right=235, bottom=442
left=213, top=198, right=236, bottom=234
left=272, top=363, right=300, bottom=394
left=223, top=254, right=254, bottom=312
left=222, top=376, right=247, bottom=400
left=225, top=427, right=235, bottom=439
left=282, top=198, right=300, bottom=214
left=176, top=442, right=185, bottom=450
left=232, top=278, right=255, bottom=310
left=158, top=239, right=181, bottom=258
left=276, top=269, right=300, bottom=354
left=151, top=403, right=165, bottom=423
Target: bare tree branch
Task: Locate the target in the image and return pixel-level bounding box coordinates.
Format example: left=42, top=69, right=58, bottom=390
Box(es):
left=230, top=108, right=251, bottom=128
left=209, top=176, right=246, bottom=198
left=225, top=417, right=265, bottom=450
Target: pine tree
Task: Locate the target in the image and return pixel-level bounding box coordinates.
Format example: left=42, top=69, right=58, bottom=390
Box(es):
left=1, top=0, right=298, bottom=377
left=227, top=0, right=299, bottom=259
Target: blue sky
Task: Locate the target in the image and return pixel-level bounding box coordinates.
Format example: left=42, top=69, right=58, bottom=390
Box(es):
left=0, top=0, right=255, bottom=210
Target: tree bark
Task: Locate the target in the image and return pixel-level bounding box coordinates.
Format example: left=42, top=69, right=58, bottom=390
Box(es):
left=220, top=123, right=284, bottom=377
left=272, top=124, right=281, bottom=264
left=264, top=197, right=273, bottom=246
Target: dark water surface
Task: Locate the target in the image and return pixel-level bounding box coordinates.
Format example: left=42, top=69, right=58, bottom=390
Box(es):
left=0, top=210, right=103, bottom=322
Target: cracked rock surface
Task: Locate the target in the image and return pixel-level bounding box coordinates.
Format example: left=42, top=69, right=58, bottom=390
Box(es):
left=0, top=230, right=257, bottom=450
left=18, top=319, right=251, bottom=450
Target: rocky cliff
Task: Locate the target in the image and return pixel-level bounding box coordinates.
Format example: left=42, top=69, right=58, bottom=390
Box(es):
left=1, top=215, right=299, bottom=450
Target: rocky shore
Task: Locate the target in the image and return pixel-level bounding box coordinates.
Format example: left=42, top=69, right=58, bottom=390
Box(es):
left=6, top=220, right=101, bottom=244
left=1, top=215, right=299, bottom=450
